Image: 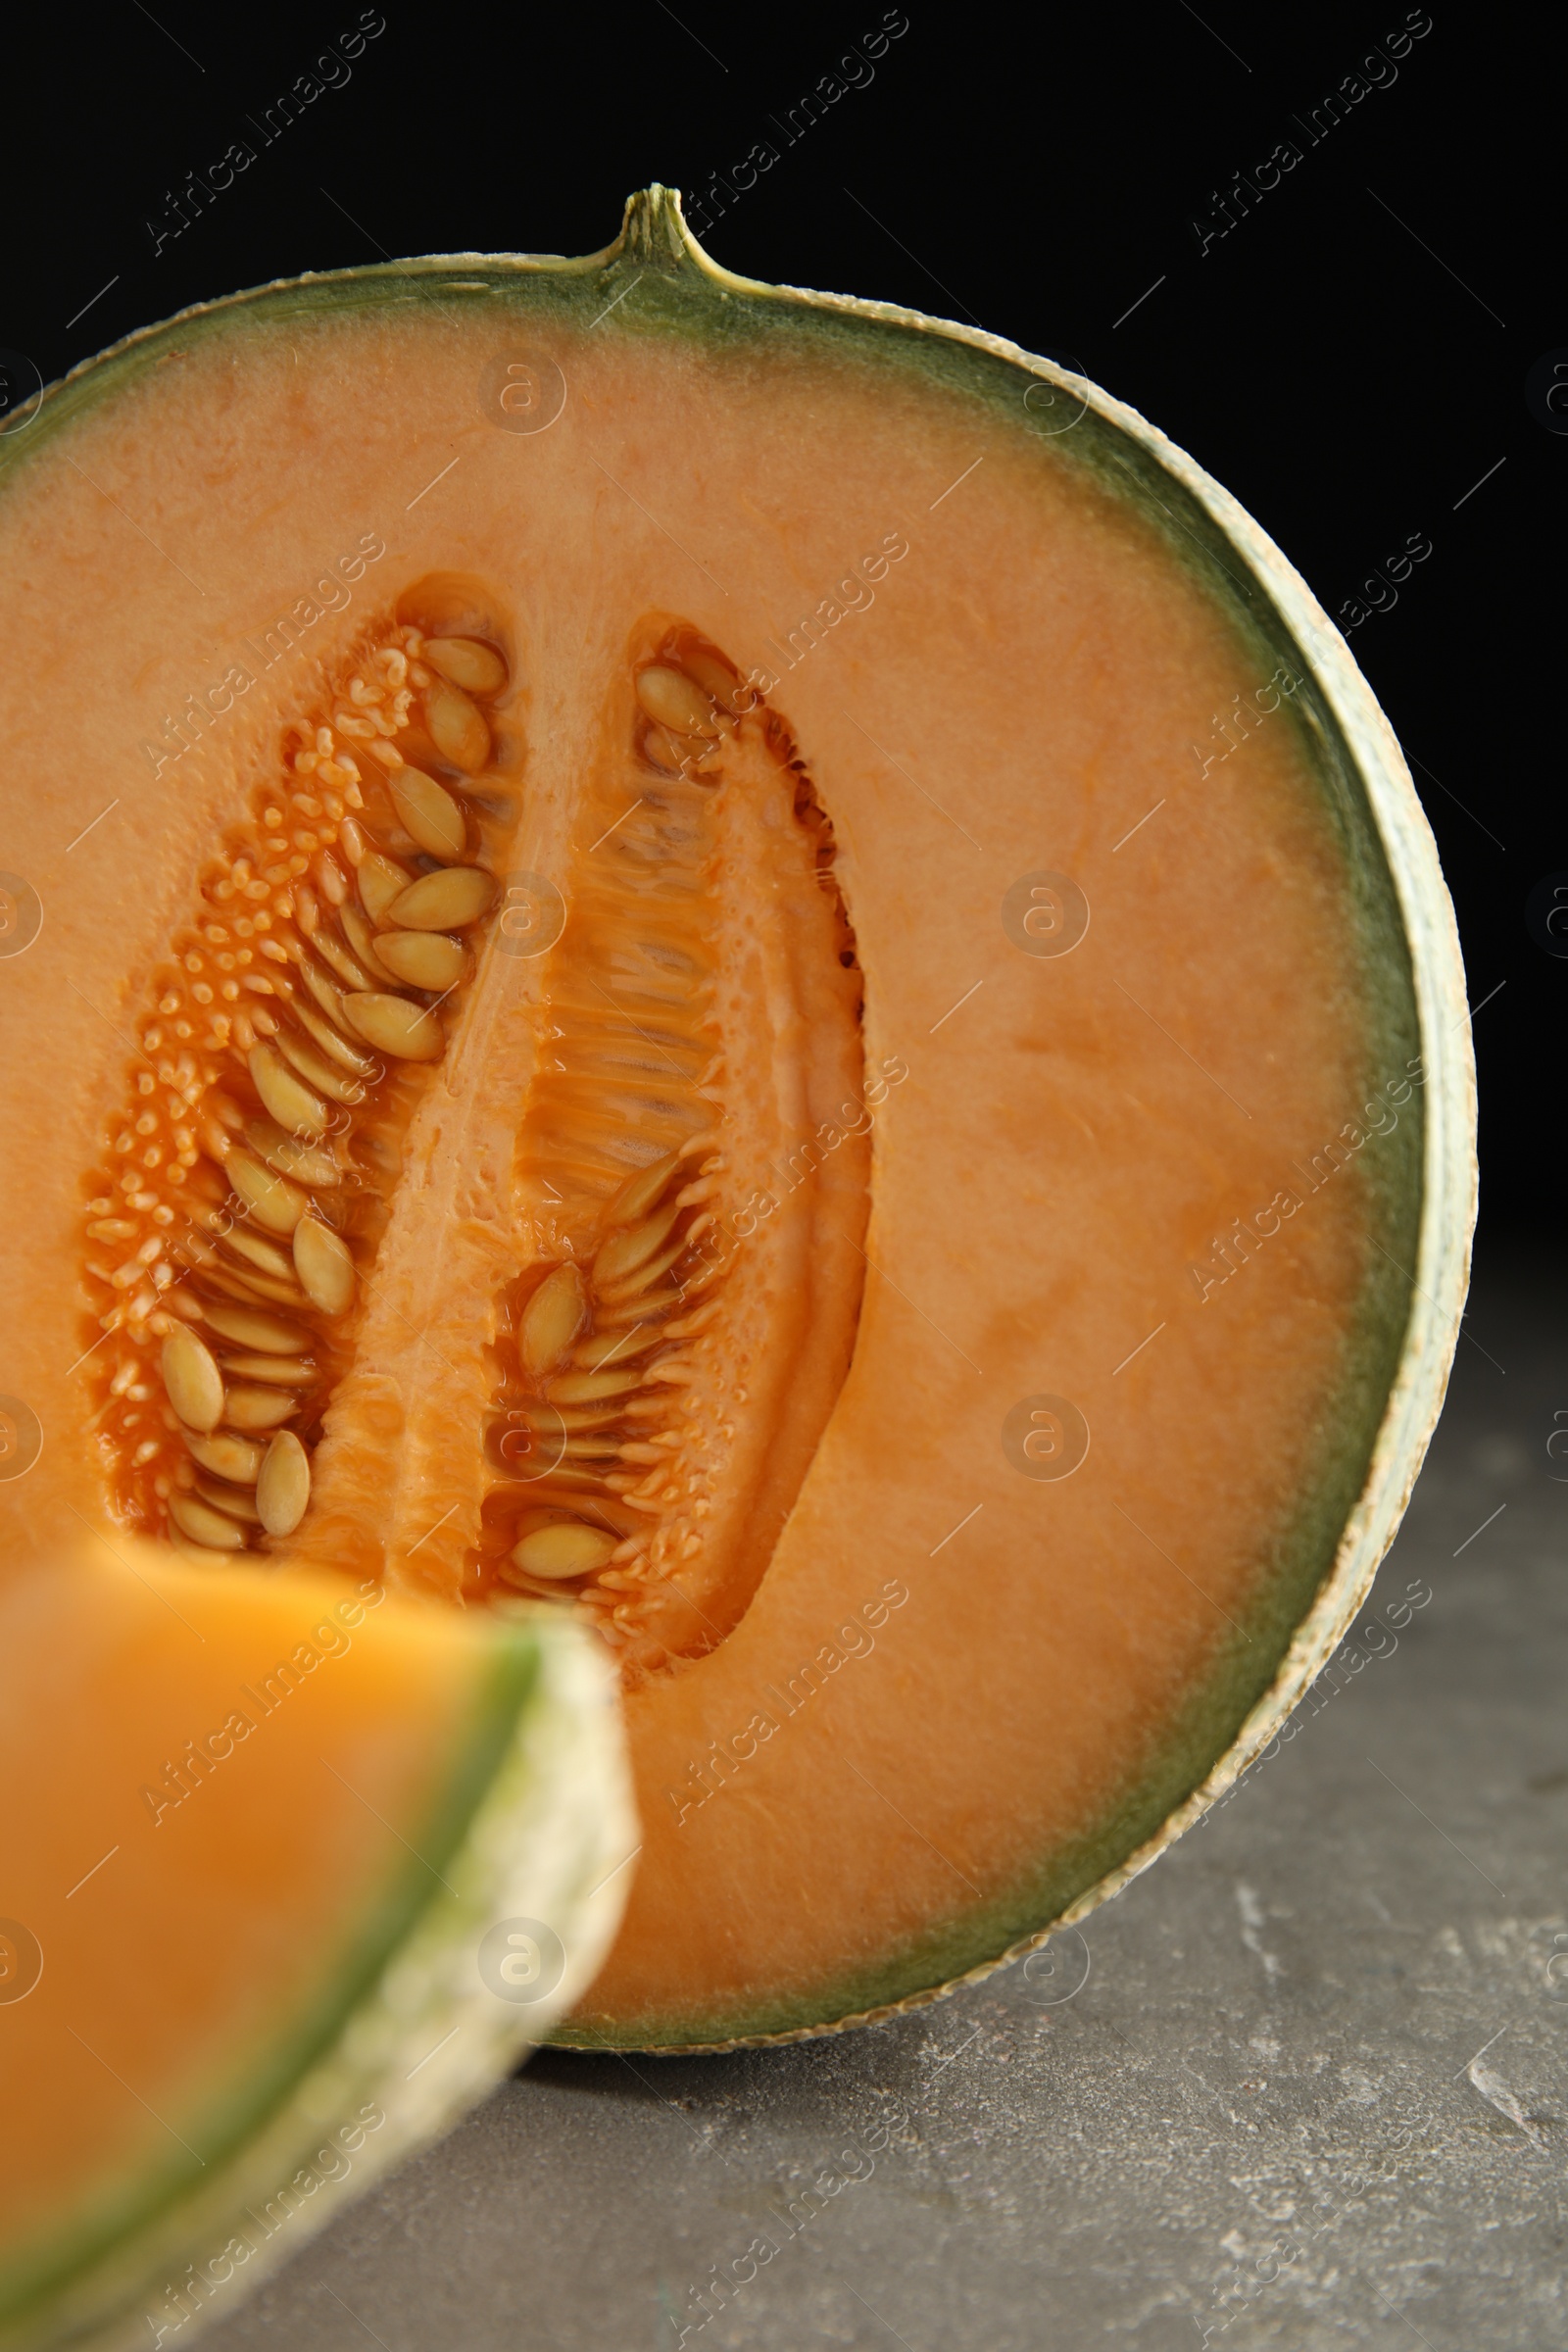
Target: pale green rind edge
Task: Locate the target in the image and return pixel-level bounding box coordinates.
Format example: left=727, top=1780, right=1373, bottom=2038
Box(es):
left=5, top=1614, right=635, bottom=2352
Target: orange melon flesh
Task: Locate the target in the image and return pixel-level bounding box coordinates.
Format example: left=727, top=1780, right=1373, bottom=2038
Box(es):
left=0, top=190, right=1460, bottom=2052
left=0, top=1550, right=515, bottom=2315
left=0, top=1545, right=628, bottom=2342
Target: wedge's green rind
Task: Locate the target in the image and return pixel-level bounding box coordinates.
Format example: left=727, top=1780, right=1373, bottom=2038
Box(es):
left=0, top=1613, right=634, bottom=2352
left=6, top=188, right=1473, bottom=2058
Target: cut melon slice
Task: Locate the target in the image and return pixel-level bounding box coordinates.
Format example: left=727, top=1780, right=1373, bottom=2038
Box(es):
left=0, top=186, right=1472, bottom=2058
left=0, top=1543, right=631, bottom=2351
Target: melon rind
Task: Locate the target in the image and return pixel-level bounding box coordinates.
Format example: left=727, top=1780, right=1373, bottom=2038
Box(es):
left=2, top=1611, right=633, bottom=2352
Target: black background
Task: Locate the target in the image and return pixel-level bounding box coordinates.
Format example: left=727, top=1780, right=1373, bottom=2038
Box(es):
left=5, top=5, right=1554, bottom=1241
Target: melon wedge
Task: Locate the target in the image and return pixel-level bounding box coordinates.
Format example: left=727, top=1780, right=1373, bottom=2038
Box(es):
left=0, top=187, right=1472, bottom=2056
left=0, top=1544, right=631, bottom=2349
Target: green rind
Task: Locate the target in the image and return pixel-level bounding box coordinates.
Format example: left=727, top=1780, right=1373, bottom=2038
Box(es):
left=1, top=1612, right=634, bottom=2352
left=1, top=189, right=1473, bottom=2056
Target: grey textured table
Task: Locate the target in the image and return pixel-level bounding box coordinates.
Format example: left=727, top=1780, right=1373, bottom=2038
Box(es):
left=207, top=1248, right=1567, bottom=2351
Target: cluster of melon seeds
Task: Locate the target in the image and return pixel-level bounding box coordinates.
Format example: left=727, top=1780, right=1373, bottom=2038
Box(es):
left=81, top=625, right=514, bottom=1562
left=474, top=635, right=868, bottom=1677
left=81, top=601, right=870, bottom=1680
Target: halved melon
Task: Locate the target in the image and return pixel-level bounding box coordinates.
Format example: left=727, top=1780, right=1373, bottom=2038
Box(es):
left=0, top=1544, right=629, bottom=2349
left=0, top=188, right=1472, bottom=2056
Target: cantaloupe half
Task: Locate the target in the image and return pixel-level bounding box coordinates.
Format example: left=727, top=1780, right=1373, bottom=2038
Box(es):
left=0, top=188, right=1473, bottom=2059
left=0, top=1545, right=630, bottom=2350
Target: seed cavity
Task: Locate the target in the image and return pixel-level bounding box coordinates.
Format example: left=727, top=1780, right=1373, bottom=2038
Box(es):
left=80, top=601, right=512, bottom=1559
left=82, top=606, right=867, bottom=1667
left=475, top=624, right=869, bottom=1681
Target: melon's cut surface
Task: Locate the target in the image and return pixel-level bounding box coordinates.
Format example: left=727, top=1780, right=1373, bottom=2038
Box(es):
left=0, top=187, right=1472, bottom=2057
left=0, top=1544, right=630, bottom=2351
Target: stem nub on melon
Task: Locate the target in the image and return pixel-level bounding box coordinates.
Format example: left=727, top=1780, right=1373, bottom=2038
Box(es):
left=0, top=184, right=1472, bottom=2100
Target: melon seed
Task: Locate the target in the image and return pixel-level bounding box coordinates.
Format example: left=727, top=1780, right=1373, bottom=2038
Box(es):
left=161, top=1326, right=224, bottom=1433
left=289, top=995, right=381, bottom=1080
left=593, top=1237, right=690, bottom=1304
left=389, top=765, right=466, bottom=858
left=509, top=1518, right=618, bottom=1580
left=249, top=1043, right=330, bottom=1140
left=526, top=1399, right=628, bottom=1433
left=257, top=1431, right=311, bottom=1536
left=681, top=648, right=743, bottom=713
left=181, top=1428, right=265, bottom=1484
left=245, top=1115, right=342, bottom=1190
left=342, top=992, right=444, bottom=1061
left=337, top=902, right=395, bottom=983
left=217, top=1352, right=316, bottom=1388
left=571, top=1324, right=662, bottom=1369
left=544, top=1365, right=647, bottom=1405
left=293, top=1216, right=355, bottom=1317
left=219, top=1224, right=297, bottom=1283
left=595, top=1287, right=680, bottom=1326
left=296, top=952, right=354, bottom=1030
left=169, top=1491, right=248, bottom=1550
left=208, top=1260, right=309, bottom=1311
left=604, top=1150, right=681, bottom=1228
left=307, top=921, right=378, bottom=996
left=275, top=1024, right=367, bottom=1106
left=385, top=866, right=496, bottom=931
left=423, top=675, right=490, bottom=772
left=372, top=930, right=466, bottom=991
left=201, top=1300, right=308, bottom=1354
left=194, top=1475, right=263, bottom=1525
left=520, top=1262, right=588, bottom=1378
left=423, top=636, right=508, bottom=696
left=225, top=1148, right=309, bottom=1236
left=224, top=1385, right=299, bottom=1432
left=593, top=1199, right=684, bottom=1290
left=358, top=850, right=415, bottom=927
left=636, top=664, right=718, bottom=737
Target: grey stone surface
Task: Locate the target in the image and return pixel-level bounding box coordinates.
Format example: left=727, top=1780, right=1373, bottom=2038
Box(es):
left=205, top=1248, right=1567, bottom=2351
